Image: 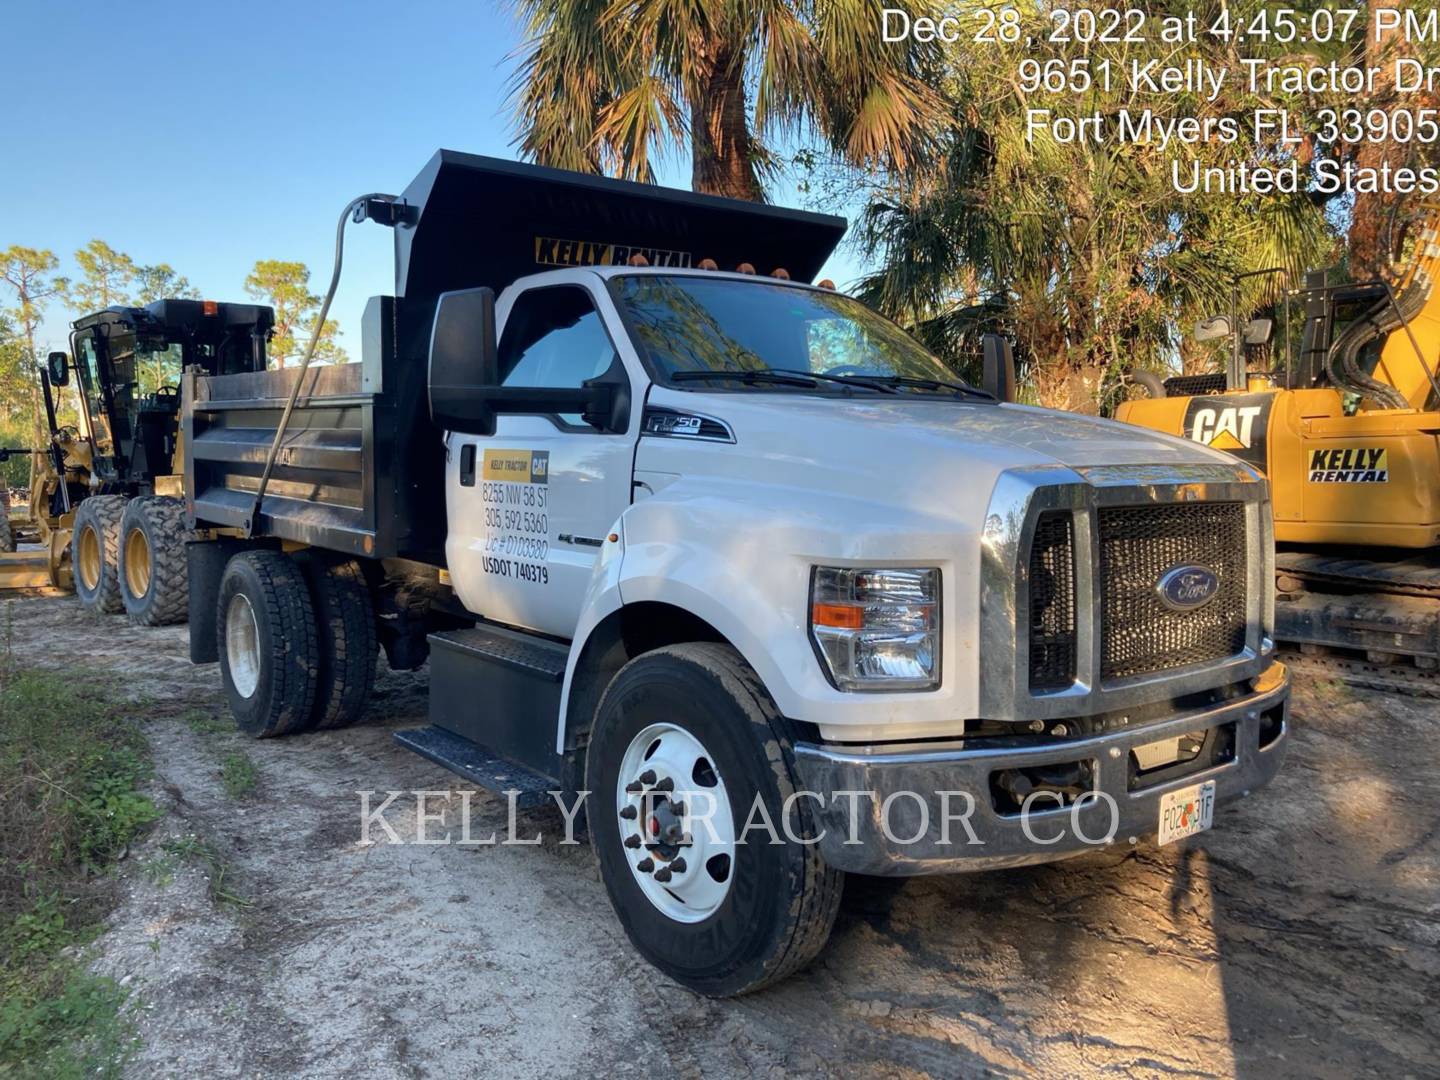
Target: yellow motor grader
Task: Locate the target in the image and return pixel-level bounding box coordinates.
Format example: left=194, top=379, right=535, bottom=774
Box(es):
left=1117, top=218, right=1440, bottom=681
left=0, top=300, right=274, bottom=622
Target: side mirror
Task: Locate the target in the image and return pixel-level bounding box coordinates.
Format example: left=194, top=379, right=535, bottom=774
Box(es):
left=47, top=351, right=69, bottom=387
left=981, top=334, right=1016, bottom=402
left=427, top=286, right=619, bottom=436
left=1243, top=317, right=1274, bottom=346
left=1194, top=316, right=1232, bottom=343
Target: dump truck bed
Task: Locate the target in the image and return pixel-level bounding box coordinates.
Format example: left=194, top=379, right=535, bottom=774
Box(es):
left=182, top=297, right=447, bottom=564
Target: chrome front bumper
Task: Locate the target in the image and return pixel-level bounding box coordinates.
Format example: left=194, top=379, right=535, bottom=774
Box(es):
left=790, top=665, right=1290, bottom=876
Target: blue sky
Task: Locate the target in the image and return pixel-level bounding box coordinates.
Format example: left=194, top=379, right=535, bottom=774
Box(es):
left=4, top=0, right=864, bottom=355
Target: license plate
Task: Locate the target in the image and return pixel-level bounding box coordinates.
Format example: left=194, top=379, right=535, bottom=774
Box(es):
left=1157, top=781, right=1215, bottom=846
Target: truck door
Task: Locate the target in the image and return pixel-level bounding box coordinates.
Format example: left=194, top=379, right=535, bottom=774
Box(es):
left=445, top=280, right=639, bottom=639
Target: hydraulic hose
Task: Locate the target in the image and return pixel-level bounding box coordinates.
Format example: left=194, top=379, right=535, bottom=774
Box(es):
left=244, top=192, right=400, bottom=536
left=1129, top=370, right=1167, bottom=399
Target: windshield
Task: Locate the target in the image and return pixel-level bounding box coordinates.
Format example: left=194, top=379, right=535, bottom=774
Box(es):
left=613, top=275, right=976, bottom=392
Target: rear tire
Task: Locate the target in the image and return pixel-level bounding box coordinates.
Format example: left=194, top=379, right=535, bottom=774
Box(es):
left=0, top=489, right=14, bottom=553
left=71, top=495, right=127, bottom=614
left=217, top=551, right=319, bottom=737
left=297, top=555, right=377, bottom=729
left=586, top=642, right=843, bottom=997
left=119, top=496, right=191, bottom=626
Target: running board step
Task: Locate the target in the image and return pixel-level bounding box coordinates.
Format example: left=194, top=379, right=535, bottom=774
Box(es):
left=393, top=725, right=557, bottom=809
left=425, top=624, right=570, bottom=783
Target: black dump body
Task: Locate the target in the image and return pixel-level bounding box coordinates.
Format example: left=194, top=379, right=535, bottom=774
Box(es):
left=185, top=150, right=846, bottom=565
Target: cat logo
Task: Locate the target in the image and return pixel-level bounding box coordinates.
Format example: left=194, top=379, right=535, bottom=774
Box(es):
left=1182, top=393, right=1274, bottom=470
left=1308, top=447, right=1388, bottom=483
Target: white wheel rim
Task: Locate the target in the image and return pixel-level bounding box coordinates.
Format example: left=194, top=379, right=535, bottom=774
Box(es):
left=225, top=593, right=261, bottom=698
left=616, top=722, right=735, bottom=923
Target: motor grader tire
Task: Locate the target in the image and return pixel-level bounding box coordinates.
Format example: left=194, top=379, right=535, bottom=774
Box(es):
left=0, top=490, right=13, bottom=554
left=217, top=551, right=319, bottom=738
left=71, top=495, right=127, bottom=614
left=119, top=496, right=191, bottom=626
left=296, top=554, right=378, bottom=730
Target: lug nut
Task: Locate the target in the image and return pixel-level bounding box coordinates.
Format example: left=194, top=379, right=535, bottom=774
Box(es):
left=636, top=858, right=654, bottom=873
left=625, top=781, right=643, bottom=793
left=619, top=805, right=637, bottom=820
left=653, top=777, right=674, bottom=792
left=624, top=834, right=641, bottom=849
left=669, top=857, right=687, bottom=874
left=639, top=770, right=656, bottom=785
left=671, top=801, right=685, bottom=816
left=653, top=867, right=673, bottom=883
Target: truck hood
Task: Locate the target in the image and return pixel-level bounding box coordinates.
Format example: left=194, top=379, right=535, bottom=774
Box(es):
left=644, top=390, right=1236, bottom=477
left=635, top=391, right=1253, bottom=532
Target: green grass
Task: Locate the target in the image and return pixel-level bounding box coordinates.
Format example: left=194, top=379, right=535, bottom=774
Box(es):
left=0, top=666, right=159, bottom=1077
left=179, top=708, right=230, bottom=736
left=154, top=835, right=249, bottom=909
left=218, top=752, right=258, bottom=800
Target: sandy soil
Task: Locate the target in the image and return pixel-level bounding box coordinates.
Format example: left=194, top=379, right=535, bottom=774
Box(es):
left=7, top=593, right=1437, bottom=1079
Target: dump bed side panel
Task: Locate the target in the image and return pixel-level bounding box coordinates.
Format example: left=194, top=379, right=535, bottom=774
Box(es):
left=183, top=296, right=446, bottom=564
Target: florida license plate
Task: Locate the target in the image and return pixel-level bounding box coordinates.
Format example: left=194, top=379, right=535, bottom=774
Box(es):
left=1157, top=781, right=1215, bottom=846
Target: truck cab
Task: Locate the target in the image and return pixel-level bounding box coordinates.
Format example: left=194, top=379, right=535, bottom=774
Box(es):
left=182, top=151, right=1289, bottom=996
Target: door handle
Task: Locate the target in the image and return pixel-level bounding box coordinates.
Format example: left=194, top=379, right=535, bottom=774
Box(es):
left=460, top=444, right=476, bottom=486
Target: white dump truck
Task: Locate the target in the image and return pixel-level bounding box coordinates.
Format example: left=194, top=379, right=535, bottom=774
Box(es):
left=179, top=151, right=1289, bottom=995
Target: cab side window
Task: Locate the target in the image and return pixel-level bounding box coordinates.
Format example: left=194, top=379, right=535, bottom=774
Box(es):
left=499, top=286, right=618, bottom=417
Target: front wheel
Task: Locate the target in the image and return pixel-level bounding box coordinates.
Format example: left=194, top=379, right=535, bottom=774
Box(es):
left=71, top=495, right=127, bottom=614
left=586, top=643, right=843, bottom=997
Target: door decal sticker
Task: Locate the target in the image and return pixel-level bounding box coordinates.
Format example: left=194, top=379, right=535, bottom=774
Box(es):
left=480, top=449, right=551, bottom=585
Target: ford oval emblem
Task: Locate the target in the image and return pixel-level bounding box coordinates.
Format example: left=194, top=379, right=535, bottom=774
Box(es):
left=1156, top=565, right=1220, bottom=611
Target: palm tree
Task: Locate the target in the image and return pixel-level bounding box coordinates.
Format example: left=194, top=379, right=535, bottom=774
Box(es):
left=852, top=9, right=1339, bottom=413
left=507, top=0, right=943, bottom=200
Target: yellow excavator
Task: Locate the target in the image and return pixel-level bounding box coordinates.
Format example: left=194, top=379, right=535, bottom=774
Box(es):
left=1117, top=214, right=1440, bottom=686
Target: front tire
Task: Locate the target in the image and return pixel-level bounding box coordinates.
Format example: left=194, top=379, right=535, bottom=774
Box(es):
left=217, top=551, right=319, bottom=737
left=119, top=496, right=191, bottom=626
left=71, top=495, right=127, bottom=614
left=586, top=643, right=843, bottom=997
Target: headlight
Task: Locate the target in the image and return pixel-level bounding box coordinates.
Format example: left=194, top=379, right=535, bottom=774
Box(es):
left=810, top=567, right=940, bottom=691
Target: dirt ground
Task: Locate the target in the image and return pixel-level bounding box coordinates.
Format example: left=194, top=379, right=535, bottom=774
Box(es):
left=8, top=593, right=1438, bottom=1079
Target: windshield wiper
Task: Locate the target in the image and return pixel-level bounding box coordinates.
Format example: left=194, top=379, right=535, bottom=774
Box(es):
left=834, top=374, right=994, bottom=399
left=669, top=368, right=913, bottom=396
left=765, top=369, right=899, bottom=394
left=670, top=369, right=820, bottom=389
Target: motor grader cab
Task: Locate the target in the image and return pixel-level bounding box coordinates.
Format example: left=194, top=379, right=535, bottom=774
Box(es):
left=44, top=299, right=274, bottom=622
left=1116, top=215, right=1440, bottom=679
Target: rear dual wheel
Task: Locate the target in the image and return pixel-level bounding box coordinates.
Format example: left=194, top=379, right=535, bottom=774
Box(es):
left=217, top=550, right=376, bottom=737
left=119, top=496, right=191, bottom=626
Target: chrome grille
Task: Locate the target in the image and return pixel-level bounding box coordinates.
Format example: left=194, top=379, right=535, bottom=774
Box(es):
left=1097, top=502, right=1248, bottom=680
left=1028, top=511, right=1076, bottom=690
